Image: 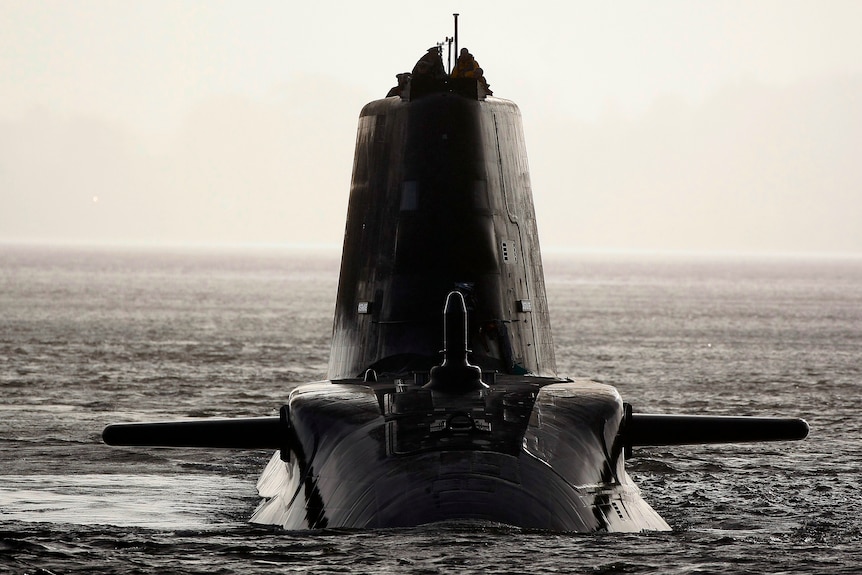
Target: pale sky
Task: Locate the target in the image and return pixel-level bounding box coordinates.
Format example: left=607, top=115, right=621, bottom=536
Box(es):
left=2, top=1, right=861, bottom=254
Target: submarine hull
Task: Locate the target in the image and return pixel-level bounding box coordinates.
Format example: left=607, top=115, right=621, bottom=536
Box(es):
left=252, top=89, right=670, bottom=531
left=100, top=69, right=807, bottom=532
left=250, top=378, right=669, bottom=532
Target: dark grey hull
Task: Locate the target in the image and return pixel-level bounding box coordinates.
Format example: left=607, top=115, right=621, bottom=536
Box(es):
left=251, top=378, right=669, bottom=532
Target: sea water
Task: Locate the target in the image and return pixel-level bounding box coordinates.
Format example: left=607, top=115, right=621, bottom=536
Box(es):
left=1, top=244, right=860, bottom=574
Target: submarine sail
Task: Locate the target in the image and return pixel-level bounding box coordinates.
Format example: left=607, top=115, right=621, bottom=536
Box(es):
left=329, top=75, right=555, bottom=380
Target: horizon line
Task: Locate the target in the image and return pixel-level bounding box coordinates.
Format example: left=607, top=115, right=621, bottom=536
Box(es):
left=2, top=238, right=861, bottom=260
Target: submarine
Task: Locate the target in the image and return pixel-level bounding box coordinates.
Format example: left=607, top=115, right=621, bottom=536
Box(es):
left=103, top=27, right=808, bottom=532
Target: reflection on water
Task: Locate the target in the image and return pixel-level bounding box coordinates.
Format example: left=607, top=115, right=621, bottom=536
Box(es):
left=0, top=474, right=256, bottom=530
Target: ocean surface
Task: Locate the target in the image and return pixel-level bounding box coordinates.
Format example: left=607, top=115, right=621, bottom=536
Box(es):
left=1, top=244, right=860, bottom=574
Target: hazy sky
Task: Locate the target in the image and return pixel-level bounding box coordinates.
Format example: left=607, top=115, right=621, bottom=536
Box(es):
left=2, top=1, right=861, bottom=254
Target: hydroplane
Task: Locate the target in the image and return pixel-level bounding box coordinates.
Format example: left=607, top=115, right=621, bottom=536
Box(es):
left=103, top=19, right=808, bottom=532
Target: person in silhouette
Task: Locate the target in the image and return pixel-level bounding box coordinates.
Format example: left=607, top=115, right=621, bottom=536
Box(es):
left=412, top=47, right=446, bottom=79
left=450, top=48, right=492, bottom=94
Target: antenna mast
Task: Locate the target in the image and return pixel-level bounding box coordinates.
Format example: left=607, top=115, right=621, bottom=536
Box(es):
left=453, top=13, right=459, bottom=61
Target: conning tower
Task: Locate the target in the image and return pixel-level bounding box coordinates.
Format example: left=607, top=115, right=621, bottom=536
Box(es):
left=328, top=76, right=556, bottom=379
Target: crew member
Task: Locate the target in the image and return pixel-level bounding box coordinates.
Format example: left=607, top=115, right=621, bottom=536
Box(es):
left=412, top=47, right=446, bottom=79
left=451, top=48, right=492, bottom=94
